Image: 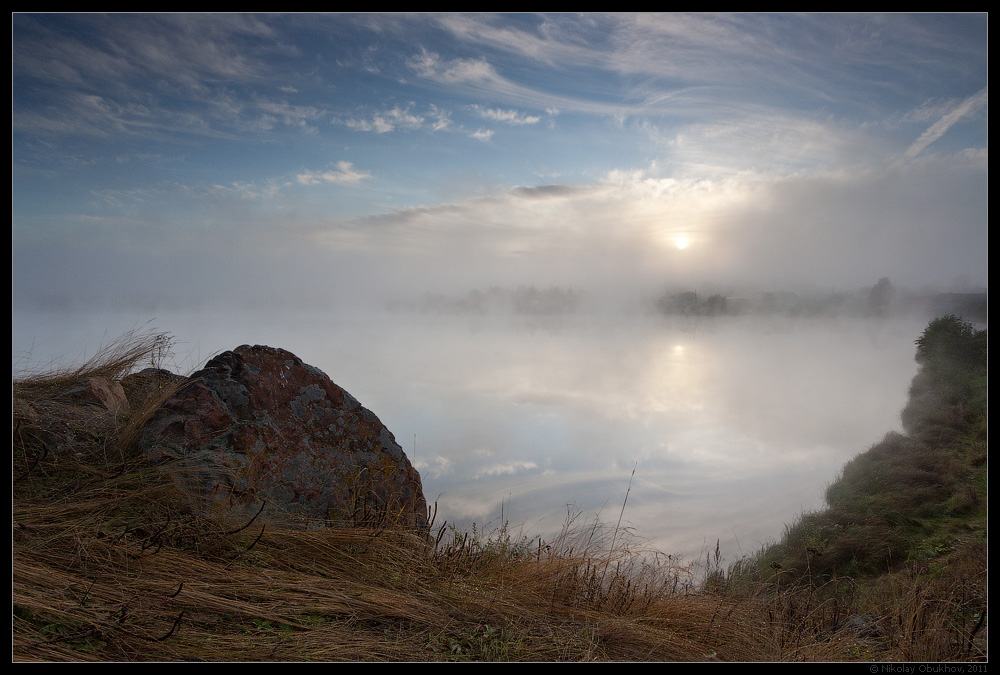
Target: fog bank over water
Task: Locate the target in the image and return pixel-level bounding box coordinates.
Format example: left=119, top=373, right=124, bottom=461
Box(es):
left=13, top=305, right=930, bottom=563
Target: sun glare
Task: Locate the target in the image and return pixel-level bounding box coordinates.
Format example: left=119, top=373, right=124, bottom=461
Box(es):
left=674, top=236, right=690, bottom=250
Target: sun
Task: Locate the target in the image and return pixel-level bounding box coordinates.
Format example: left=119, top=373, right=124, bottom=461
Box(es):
left=674, top=236, right=690, bottom=250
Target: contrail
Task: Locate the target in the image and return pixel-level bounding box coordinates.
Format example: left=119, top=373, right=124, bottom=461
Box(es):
left=900, top=86, right=988, bottom=163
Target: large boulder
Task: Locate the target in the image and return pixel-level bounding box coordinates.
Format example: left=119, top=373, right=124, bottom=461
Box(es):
left=139, top=345, right=427, bottom=531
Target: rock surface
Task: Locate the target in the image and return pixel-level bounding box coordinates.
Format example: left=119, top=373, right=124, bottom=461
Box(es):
left=60, top=376, right=130, bottom=413
left=13, top=376, right=129, bottom=461
left=139, top=345, right=427, bottom=530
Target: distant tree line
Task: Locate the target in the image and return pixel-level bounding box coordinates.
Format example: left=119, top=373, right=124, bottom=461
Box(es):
left=392, top=285, right=583, bottom=315
left=656, top=291, right=731, bottom=316
left=654, top=278, right=987, bottom=321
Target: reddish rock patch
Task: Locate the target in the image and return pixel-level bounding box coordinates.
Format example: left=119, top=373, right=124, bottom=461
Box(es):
left=140, top=345, right=427, bottom=530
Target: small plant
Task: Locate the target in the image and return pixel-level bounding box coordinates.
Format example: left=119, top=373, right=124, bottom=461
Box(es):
left=429, top=624, right=525, bottom=661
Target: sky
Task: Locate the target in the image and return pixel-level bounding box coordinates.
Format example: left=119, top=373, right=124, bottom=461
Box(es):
left=12, top=13, right=988, bottom=311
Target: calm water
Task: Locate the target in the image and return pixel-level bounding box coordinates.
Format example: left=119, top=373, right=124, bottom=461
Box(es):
left=13, top=307, right=926, bottom=565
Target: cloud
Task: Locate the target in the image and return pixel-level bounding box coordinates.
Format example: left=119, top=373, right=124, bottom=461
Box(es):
left=470, top=128, right=494, bottom=141
left=295, top=161, right=372, bottom=186
left=427, top=13, right=987, bottom=133
left=406, top=47, right=608, bottom=114
left=473, top=460, right=539, bottom=480
left=209, top=180, right=287, bottom=200
left=471, top=105, right=541, bottom=125
left=407, top=48, right=498, bottom=85
left=342, top=105, right=446, bottom=133
left=255, top=101, right=325, bottom=133
left=434, top=13, right=607, bottom=69
left=510, top=185, right=587, bottom=199
left=413, top=454, right=453, bottom=479
left=427, top=104, right=452, bottom=131
left=900, top=87, right=988, bottom=162
left=293, top=148, right=984, bottom=296
left=13, top=14, right=297, bottom=140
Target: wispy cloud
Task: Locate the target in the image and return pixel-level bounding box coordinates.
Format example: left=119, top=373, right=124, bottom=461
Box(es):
left=213, top=179, right=287, bottom=200
left=192, top=161, right=371, bottom=202
left=427, top=104, right=452, bottom=131
left=342, top=104, right=450, bottom=134
left=429, top=13, right=987, bottom=128
left=900, top=87, right=988, bottom=162
left=473, top=460, right=539, bottom=480
left=406, top=48, right=613, bottom=115
left=255, top=101, right=325, bottom=133
left=643, top=111, right=871, bottom=177
left=407, top=48, right=499, bottom=85
left=471, top=105, right=541, bottom=125
left=433, top=13, right=607, bottom=69
left=13, top=14, right=297, bottom=140
left=296, top=161, right=372, bottom=185
left=15, top=14, right=274, bottom=88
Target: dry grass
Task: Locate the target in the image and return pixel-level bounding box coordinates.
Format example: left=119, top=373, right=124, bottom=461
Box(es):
left=13, top=330, right=171, bottom=403
left=12, top=330, right=987, bottom=662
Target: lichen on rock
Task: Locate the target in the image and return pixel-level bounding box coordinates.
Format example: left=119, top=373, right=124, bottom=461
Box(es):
left=139, top=345, right=427, bottom=531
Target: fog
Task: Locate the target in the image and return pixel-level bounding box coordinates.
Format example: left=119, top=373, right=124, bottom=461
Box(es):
left=11, top=157, right=988, bottom=312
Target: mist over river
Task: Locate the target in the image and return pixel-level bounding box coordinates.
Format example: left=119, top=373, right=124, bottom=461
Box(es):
left=13, top=308, right=928, bottom=566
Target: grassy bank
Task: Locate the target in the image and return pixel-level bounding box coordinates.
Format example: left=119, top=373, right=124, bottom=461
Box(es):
left=727, top=315, right=987, bottom=660
left=12, top=320, right=987, bottom=661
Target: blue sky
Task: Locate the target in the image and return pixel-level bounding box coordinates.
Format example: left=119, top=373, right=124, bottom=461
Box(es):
left=13, top=13, right=988, bottom=309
